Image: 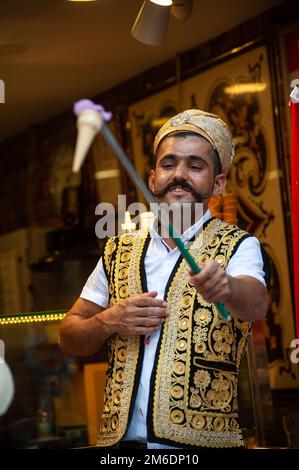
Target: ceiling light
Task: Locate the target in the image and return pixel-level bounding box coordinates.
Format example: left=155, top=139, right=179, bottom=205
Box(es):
left=131, top=0, right=193, bottom=46
left=151, top=0, right=172, bottom=4
left=224, top=83, right=267, bottom=95
left=150, top=0, right=172, bottom=7
left=171, top=0, right=193, bottom=20
left=94, top=169, right=120, bottom=180
left=131, top=0, right=172, bottom=46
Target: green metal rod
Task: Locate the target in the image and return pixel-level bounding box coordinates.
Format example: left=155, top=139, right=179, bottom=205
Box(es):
left=101, top=123, right=231, bottom=321
left=168, top=223, right=231, bottom=320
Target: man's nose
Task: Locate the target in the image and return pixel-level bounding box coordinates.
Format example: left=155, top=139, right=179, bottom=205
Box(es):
left=173, top=162, right=187, bottom=180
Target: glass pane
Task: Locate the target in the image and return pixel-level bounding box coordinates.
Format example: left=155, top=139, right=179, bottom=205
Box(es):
left=0, top=313, right=107, bottom=448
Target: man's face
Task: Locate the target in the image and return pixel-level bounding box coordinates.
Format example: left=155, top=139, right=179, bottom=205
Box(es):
left=149, top=135, right=226, bottom=209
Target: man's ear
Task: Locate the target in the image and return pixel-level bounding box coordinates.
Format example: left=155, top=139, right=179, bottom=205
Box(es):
left=148, top=169, right=155, bottom=193
left=213, top=174, right=227, bottom=196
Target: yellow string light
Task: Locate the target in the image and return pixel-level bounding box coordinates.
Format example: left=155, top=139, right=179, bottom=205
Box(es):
left=0, top=312, right=67, bottom=325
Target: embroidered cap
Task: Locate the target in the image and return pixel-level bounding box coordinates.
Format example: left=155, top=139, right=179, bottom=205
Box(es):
left=154, top=109, right=235, bottom=175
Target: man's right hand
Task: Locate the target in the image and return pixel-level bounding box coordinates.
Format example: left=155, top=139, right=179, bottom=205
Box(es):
left=60, top=291, right=170, bottom=356
left=101, top=290, right=170, bottom=336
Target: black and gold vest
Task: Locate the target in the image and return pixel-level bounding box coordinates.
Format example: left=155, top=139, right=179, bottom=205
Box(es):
left=97, top=217, right=252, bottom=448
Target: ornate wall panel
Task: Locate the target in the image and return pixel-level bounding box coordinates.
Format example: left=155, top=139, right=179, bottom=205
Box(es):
left=129, top=45, right=298, bottom=389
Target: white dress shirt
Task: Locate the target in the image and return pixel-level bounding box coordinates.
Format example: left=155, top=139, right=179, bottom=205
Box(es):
left=80, top=210, right=266, bottom=449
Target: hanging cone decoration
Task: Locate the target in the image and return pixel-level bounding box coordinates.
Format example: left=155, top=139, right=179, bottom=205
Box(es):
left=208, top=194, right=223, bottom=219
left=223, top=193, right=238, bottom=225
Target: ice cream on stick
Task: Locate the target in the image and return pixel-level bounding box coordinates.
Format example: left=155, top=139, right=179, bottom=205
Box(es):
left=72, top=99, right=112, bottom=172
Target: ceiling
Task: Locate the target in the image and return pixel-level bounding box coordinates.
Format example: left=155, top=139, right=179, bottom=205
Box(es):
left=0, top=0, right=282, bottom=142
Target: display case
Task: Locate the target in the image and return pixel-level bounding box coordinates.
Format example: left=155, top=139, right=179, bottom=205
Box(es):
left=0, top=311, right=107, bottom=448
left=0, top=311, right=270, bottom=448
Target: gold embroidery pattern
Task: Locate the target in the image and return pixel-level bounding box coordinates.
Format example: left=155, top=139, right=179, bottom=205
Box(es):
left=192, top=368, right=236, bottom=412
left=97, top=231, right=148, bottom=447
left=153, top=218, right=251, bottom=447
left=98, top=220, right=252, bottom=448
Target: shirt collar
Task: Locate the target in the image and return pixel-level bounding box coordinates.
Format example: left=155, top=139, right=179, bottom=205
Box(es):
left=150, top=208, right=211, bottom=245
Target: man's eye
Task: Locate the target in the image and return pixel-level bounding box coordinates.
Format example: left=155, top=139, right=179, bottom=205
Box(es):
left=190, top=165, right=201, bottom=170
left=163, top=163, right=174, bottom=168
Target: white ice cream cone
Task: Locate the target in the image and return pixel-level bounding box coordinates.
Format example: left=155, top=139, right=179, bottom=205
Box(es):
left=72, top=109, right=103, bottom=172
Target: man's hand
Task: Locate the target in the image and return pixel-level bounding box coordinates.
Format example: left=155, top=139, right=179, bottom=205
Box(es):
left=101, top=291, right=170, bottom=336
left=189, top=260, right=230, bottom=304
left=189, top=260, right=268, bottom=321
left=60, top=291, right=169, bottom=357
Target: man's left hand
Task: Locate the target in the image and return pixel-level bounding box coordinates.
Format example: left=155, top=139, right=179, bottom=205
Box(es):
left=189, top=260, right=268, bottom=321
left=189, top=260, right=231, bottom=304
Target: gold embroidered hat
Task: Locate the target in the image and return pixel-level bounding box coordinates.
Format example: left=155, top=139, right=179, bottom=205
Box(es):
left=154, top=109, right=234, bottom=175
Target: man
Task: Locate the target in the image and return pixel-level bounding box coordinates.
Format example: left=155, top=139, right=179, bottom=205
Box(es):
left=60, top=109, right=269, bottom=449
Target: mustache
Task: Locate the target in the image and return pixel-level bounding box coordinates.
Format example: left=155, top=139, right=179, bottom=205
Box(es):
left=151, top=179, right=206, bottom=203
